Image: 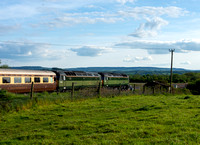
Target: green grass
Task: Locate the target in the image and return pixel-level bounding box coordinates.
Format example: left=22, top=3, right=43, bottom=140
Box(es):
left=1, top=94, right=200, bottom=144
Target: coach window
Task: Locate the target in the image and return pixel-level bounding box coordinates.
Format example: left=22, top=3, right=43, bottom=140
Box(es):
left=14, top=77, right=21, bottom=83
left=50, top=77, right=53, bottom=83
left=25, top=77, right=31, bottom=83
left=34, top=77, right=40, bottom=83
left=43, top=77, right=48, bottom=83
left=2, top=77, right=10, bottom=83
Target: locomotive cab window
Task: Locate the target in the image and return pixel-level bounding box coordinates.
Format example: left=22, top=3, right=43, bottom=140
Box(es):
left=3, top=77, right=10, bottom=83
left=25, top=77, right=31, bottom=83
left=34, top=77, right=40, bottom=83
left=43, top=77, right=48, bottom=83
left=14, top=77, right=21, bottom=83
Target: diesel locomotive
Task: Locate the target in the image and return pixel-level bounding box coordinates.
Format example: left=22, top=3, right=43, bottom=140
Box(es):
left=0, top=69, right=129, bottom=93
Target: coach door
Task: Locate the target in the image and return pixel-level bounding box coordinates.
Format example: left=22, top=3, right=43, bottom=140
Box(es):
left=62, top=75, right=67, bottom=90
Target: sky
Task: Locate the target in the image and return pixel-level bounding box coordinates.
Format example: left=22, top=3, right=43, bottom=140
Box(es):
left=1, top=0, right=200, bottom=70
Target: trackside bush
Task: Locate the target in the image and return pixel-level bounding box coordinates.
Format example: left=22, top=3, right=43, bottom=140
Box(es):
left=187, top=79, right=200, bottom=95
left=0, top=90, right=12, bottom=112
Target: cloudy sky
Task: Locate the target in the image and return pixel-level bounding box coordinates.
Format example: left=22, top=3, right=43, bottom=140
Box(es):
left=1, top=0, right=200, bottom=69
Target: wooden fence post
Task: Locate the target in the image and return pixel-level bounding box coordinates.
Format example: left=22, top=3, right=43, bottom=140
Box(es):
left=119, top=84, right=121, bottom=95
left=30, top=82, right=34, bottom=99
left=98, top=82, right=101, bottom=98
left=152, top=87, right=155, bottom=94
left=71, top=82, right=74, bottom=100
left=143, top=85, right=145, bottom=94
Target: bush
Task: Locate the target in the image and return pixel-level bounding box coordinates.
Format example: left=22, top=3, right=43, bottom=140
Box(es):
left=0, top=90, right=13, bottom=112
left=187, top=79, right=200, bottom=95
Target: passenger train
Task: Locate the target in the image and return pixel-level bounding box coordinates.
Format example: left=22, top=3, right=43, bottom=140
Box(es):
left=0, top=69, right=129, bottom=93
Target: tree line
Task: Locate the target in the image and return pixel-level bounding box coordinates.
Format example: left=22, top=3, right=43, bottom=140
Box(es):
left=130, top=73, right=200, bottom=95
left=130, top=73, right=200, bottom=83
left=0, top=60, right=9, bottom=68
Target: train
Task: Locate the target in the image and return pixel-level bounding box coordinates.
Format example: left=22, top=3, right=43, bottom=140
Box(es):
left=0, top=69, right=129, bottom=93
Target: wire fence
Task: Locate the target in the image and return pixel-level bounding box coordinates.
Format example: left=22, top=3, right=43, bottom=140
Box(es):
left=0, top=84, right=191, bottom=114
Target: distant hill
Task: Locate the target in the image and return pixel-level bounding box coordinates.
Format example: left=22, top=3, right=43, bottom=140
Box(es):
left=10, top=66, right=199, bottom=75
left=11, top=66, right=50, bottom=70
left=68, top=67, right=187, bottom=73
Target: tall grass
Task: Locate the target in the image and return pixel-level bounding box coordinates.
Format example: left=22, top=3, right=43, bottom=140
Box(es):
left=0, top=91, right=71, bottom=114
left=1, top=94, right=200, bottom=144
left=0, top=88, right=134, bottom=114
left=0, top=86, right=190, bottom=114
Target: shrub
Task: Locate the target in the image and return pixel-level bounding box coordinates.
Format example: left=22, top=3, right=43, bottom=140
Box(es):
left=0, top=90, right=12, bottom=112
left=187, top=79, right=200, bottom=95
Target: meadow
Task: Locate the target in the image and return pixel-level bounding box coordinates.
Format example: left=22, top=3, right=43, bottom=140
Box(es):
left=1, top=91, right=200, bottom=144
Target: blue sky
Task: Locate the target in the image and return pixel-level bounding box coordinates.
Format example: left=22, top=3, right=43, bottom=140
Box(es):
left=1, top=0, right=200, bottom=69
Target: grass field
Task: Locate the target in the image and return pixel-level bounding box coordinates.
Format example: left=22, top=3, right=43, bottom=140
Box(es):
left=1, top=94, right=200, bottom=144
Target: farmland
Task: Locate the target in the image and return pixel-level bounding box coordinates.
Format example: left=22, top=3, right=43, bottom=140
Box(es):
left=1, top=94, right=200, bottom=144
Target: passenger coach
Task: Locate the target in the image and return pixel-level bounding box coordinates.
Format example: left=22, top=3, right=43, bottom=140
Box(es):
left=0, top=69, right=56, bottom=93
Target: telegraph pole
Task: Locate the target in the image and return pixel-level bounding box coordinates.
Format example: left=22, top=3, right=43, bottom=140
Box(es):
left=169, top=49, right=175, bottom=94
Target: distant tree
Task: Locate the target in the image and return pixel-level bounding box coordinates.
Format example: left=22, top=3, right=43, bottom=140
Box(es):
left=184, top=72, right=200, bottom=82
left=130, top=73, right=200, bottom=84
left=0, top=65, right=9, bottom=68
left=129, top=74, right=146, bottom=83
left=51, top=67, right=64, bottom=71
left=173, top=74, right=187, bottom=83
left=0, top=59, right=9, bottom=68
left=187, top=79, right=200, bottom=95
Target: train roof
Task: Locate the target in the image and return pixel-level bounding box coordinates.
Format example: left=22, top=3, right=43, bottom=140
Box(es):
left=53, top=70, right=100, bottom=77
left=65, top=71, right=100, bottom=77
left=99, top=72, right=128, bottom=77
left=0, top=69, right=56, bottom=76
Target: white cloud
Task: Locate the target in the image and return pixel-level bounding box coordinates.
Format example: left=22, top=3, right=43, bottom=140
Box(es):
left=123, top=55, right=153, bottom=62
left=39, top=6, right=186, bottom=28
left=118, top=6, right=187, bottom=38
left=60, top=6, right=184, bottom=25
left=0, top=41, right=69, bottom=61
left=71, top=46, right=113, bottom=57
left=116, top=40, right=200, bottom=54
left=116, top=0, right=136, bottom=4
left=0, top=24, right=21, bottom=34
left=0, top=4, right=38, bottom=20
left=180, top=61, right=191, bottom=65
left=118, top=6, right=188, bottom=19
left=136, top=56, right=153, bottom=61
left=123, top=55, right=133, bottom=62
left=43, top=12, right=123, bottom=27
left=130, top=17, right=168, bottom=38
left=43, top=0, right=61, bottom=2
